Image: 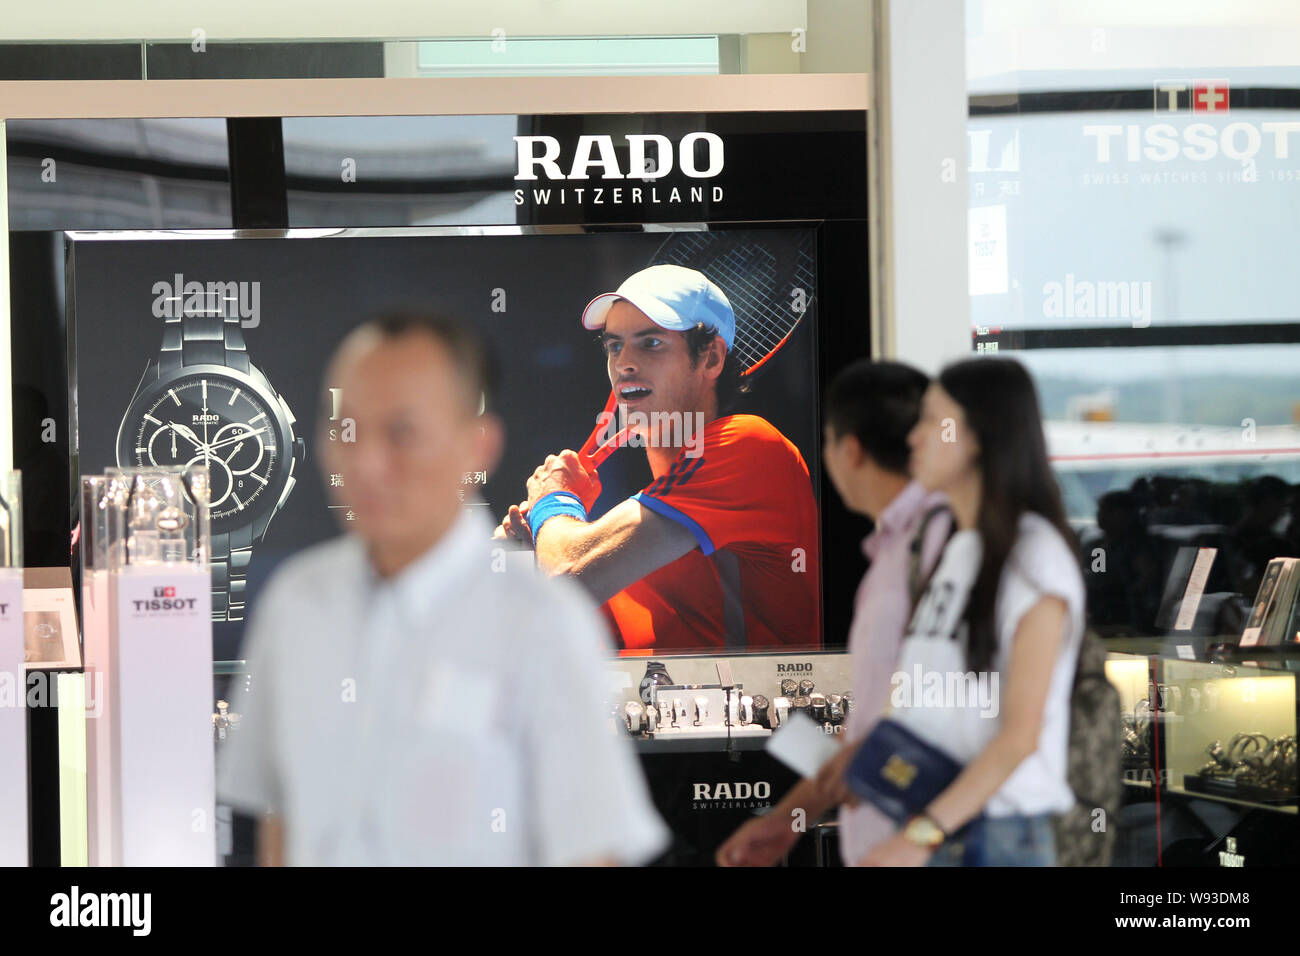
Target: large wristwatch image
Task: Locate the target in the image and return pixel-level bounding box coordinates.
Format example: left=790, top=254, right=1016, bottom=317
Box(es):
left=116, top=308, right=304, bottom=621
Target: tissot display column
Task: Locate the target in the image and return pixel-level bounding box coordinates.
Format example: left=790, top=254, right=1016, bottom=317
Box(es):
left=116, top=307, right=303, bottom=622
left=108, top=468, right=215, bottom=866
left=81, top=475, right=120, bottom=867
left=0, top=472, right=25, bottom=866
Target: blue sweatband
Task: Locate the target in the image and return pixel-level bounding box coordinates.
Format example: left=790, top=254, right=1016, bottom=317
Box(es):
left=528, top=491, right=588, bottom=541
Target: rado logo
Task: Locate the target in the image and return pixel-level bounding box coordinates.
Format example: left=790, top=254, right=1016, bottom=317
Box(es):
left=692, top=782, right=771, bottom=801
left=513, top=133, right=725, bottom=182
left=192, top=414, right=221, bottom=423
left=690, top=780, right=773, bottom=813
left=777, top=662, right=813, bottom=673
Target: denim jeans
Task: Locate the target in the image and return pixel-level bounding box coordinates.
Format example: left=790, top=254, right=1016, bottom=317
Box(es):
left=926, top=814, right=1057, bottom=867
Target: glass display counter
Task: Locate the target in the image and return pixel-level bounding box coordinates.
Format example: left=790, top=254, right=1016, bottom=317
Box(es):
left=1106, top=642, right=1300, bottom=866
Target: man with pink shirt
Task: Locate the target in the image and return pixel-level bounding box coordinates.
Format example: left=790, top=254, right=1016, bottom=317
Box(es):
left=717, top=360, right=949, bottom=867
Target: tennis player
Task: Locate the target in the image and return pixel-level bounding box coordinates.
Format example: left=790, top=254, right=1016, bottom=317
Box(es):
left=497, top=264, right=820, bottom=651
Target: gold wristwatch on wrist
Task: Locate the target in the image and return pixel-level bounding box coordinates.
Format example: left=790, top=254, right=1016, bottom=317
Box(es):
left=903, top=813, right=947, bottom=848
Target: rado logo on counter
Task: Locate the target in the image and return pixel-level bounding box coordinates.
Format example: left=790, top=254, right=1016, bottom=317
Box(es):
left=777, top=662, right=813, bottom=674
left=691, top=781, right=771, bottom=811
left=151, top=274, right=261, bottom=329
left=513, top=133, right=725, bottom=207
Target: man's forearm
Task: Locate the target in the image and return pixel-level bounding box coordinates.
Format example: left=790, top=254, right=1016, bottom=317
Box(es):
left=776, top=776, right=837, bottom=822
left=533, top=515, right=594, bottom=576
left=532, top=513, right=654, bottom=604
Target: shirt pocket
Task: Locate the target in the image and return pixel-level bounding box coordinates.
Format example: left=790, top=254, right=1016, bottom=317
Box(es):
left=416, top=664, right=500, bottom=735
left=376, top=665, right=520, bottom=862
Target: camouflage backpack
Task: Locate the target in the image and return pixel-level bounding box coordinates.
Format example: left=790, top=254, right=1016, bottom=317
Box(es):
left=1052, top=629, right=1122, bottom=866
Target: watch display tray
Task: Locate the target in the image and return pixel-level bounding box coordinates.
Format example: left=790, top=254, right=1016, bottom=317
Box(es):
left=1182, top=773, right=1298, bottom=806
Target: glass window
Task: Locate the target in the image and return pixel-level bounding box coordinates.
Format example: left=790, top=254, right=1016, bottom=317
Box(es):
left=414, top=36, right=722, bottom=77
left=967, top=2, right=1300, bottom=637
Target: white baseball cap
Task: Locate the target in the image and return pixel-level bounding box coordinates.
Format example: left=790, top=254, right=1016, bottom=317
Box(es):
left=581, top=264, right=735, bottom=351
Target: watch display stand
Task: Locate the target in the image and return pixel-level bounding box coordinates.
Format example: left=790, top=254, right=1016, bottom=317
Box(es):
left=0, top=472, right=26, bottom=865
left=100, top=466, right=216, bottom=865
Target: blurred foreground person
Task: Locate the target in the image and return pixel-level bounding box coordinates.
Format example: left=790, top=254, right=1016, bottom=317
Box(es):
left=218, top=311, right=667, bottom=865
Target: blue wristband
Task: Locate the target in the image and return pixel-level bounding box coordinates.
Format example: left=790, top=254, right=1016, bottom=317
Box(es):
left=528, top=491, right=588, bottom=541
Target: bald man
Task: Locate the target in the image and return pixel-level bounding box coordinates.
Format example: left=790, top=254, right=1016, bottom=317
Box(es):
left=217, top=310, right=667, bottom=866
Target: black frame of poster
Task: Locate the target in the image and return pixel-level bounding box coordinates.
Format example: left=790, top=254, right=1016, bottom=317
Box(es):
left=7, top=109, right=867, bottom=863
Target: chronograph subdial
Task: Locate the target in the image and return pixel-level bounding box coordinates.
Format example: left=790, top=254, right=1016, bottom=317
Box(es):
left=146, top=421, right=205, bottom=464
left=211, top=422, right=266, bottom=476
left=121, top=374, right=283, bottom=529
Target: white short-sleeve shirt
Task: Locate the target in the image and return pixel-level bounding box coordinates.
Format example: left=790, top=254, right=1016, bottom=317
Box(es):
left=889, top=511, right=1085, bottom=817
left=217, top=506, right=669, bottom=866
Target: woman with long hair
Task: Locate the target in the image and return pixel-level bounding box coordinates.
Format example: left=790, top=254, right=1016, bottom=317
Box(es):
left=860, top=356, right=1085, bottom=866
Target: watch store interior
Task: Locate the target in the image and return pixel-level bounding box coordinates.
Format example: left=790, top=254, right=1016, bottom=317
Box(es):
left=2, top=1, right=1300, bottom=870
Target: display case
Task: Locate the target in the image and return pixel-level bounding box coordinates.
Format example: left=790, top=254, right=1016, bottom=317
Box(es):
left=1107, top=643, right=1300, bottom=866
left=1163, top=657, right=1297, bottom=810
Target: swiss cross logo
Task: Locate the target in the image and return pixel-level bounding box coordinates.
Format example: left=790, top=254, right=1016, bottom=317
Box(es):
left=152, top=586, right=176, bottom=598
left=1153, top=79, right=1230, bottom=113
left=1193, top=81, right=1229, bottom=112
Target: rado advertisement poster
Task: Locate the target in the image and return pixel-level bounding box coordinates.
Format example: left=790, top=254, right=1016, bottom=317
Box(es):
left=66, top=226, right=824, bottom=660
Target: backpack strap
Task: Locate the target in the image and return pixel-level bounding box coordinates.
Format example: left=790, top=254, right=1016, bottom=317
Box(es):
left=908, top=503, right=957, bottom=604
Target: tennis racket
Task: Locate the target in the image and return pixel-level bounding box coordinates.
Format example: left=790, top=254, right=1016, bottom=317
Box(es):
left=577, top=228, right=817, bottom=470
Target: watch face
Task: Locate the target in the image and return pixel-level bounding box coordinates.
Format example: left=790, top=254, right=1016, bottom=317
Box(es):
left=117, top=370, right=291, bottom=532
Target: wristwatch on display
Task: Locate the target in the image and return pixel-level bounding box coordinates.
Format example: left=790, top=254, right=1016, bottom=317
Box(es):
left=640, top=660, right=675, bottom=706
left=624, top=701, right=646, bottom=734
left=826, top=693, right=844, bottom=723
left=903, top=814, right=947, bottom=849
left=810, top=693, right=828, bottom=721
left=116, top=309, right=304, bottom=622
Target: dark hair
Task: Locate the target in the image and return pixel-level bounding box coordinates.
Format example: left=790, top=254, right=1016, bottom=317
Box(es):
left=824, top=360, right=929, bottom=475
left=937, top=357, right=1077, bottom=673
left=684, top=324, right=749, bottom=413
left=358, top=309, right=499, bottom=414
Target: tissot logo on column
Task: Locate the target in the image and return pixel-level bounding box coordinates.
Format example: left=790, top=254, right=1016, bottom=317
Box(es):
left=513, top=132, right=725, bottom=208
left=131, top=585, right=200, bottom=615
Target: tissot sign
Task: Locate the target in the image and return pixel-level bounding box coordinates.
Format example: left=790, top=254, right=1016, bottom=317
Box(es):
left=1083, top=78, right=1300, bottom=177
left=1153, top=79, right=1230, bottom=113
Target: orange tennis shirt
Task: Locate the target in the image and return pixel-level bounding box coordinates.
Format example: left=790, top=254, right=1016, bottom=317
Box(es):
left=601, top=414, right=821, bottom=652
